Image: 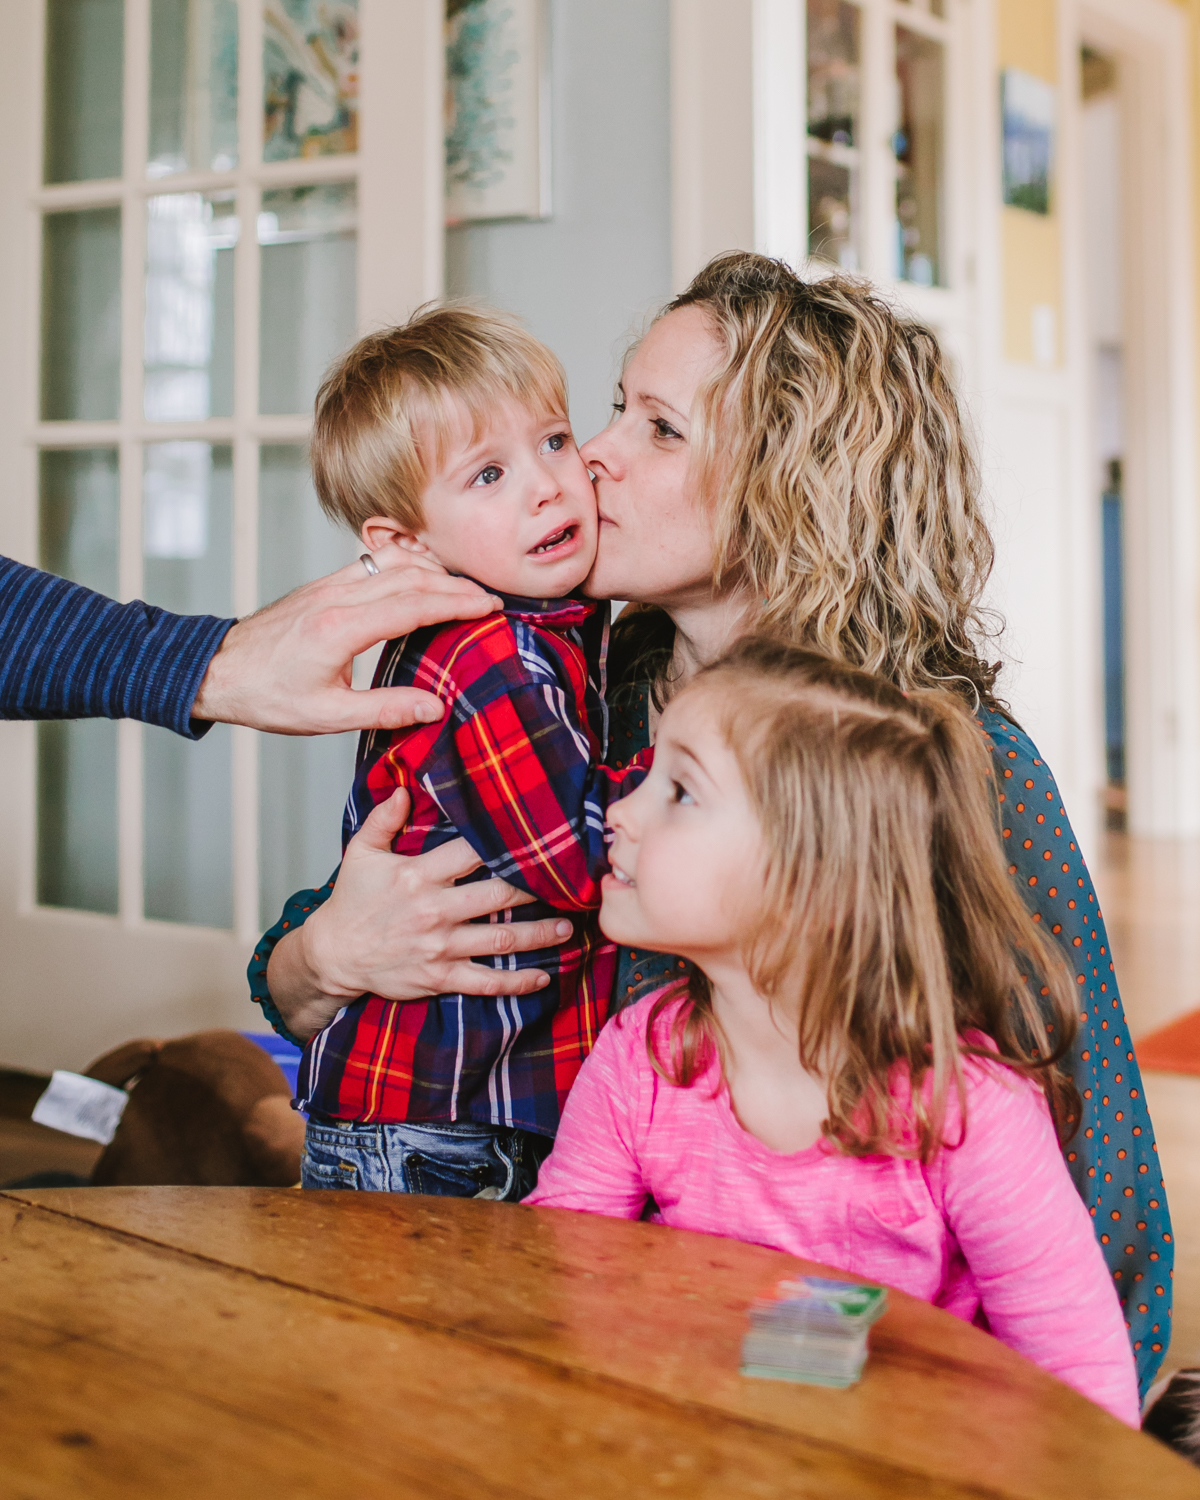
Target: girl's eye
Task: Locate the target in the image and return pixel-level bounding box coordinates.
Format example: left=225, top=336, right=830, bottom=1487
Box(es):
left=670, top=780, right=694, bottom=806
left=471, top=464, right=503, bottom=488
left=653, top=418, right=682, bottom=441
left=540, top=432, right=568, bottom=454
left=611, top=401, right=626, bottom=416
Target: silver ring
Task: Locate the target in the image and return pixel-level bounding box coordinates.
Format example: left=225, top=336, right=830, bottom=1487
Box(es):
left=359, top=552, right=380, bottom=577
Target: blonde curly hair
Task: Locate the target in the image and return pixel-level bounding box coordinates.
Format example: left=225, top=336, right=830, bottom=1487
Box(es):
left=655, top=252, right=1001, bottom=707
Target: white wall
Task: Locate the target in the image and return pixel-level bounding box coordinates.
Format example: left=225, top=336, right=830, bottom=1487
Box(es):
left=445, top=0, right=673, bottom=444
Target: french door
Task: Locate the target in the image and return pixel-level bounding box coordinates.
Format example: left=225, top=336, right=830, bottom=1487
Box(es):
left=0, top=0, right=442, bottom=1071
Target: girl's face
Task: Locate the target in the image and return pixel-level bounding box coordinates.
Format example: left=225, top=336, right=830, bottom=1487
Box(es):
left=581, top=305, right=725, bottom=608
left=601, top=687, right=765, bottom=965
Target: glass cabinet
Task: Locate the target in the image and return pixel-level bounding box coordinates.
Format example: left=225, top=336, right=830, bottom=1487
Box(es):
left=804, top=0, right=955, bottom=293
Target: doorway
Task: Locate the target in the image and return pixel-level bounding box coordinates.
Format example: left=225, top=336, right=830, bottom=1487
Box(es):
left=1080, top=45, right=1125, bottom=830
left=1077, top=0, right=1200, bottom=840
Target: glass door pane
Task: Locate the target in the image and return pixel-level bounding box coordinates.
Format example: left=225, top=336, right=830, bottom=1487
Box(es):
left=37, top=450, right=121, bottom=914
left=149, top=0, right=239, bottom=176
left=894, top=26, right=945, bottom=287
left=807, top=0, right=861, bottom=270
left=142, top=443, right=234, bottom=927
left=41, top=209, right=122, bottom=421
left=263, top=0, right=360, bottom=161
left=144, top=191, right=238, bottom=420
left=258, top=445, right=357, bottom=926
left=44, top=0, right=124, bottom=183
left=258, top=183, right=357, bottom=415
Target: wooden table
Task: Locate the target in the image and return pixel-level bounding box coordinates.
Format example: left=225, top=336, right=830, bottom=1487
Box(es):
left=1, top=1187, right=1196, bottom=1498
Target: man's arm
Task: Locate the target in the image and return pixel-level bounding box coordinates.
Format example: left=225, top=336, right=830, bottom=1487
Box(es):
left=1, top=547, right=501, bottom=737
left=0, top=556, right=232, bottom=738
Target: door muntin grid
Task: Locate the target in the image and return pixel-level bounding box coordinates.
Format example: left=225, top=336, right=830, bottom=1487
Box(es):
left=36, top=0, right=361, bottom=936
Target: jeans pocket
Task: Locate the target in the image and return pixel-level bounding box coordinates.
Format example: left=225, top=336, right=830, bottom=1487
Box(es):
left=302, top=1123, right=367, bottom=1191
left=301, top=1151, right=362, bottom=1191
left=405, top=1148, right=506, bottom=1198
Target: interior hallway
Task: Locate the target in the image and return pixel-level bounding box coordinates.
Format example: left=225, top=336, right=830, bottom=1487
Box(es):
left=1093, top=833, right=1200, bottom=1380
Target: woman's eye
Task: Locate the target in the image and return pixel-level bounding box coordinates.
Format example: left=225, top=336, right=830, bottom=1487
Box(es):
left=540, top=432, right=568, bottom=454
left=652, top=418, right=682, bottom=440
left=610, top=401, right=626, bottom=417
left=471, top=464, right=503, bottom=488
left=670, top=781, right=694, bottom=806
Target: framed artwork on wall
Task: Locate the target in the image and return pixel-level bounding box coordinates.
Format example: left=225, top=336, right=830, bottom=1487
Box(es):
left=263, top=0, right=360, bottom=161
left=1001, top=67, right=1055, bottom=216
left=445, top=0, right=551, bottom=224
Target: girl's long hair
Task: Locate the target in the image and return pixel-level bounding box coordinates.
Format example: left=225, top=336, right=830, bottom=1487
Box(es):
left=615, top=251, right=1003, bottom=711
left=647, top=637, right=1079, bottom=1162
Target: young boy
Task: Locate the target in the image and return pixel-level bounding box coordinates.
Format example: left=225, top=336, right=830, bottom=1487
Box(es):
left=290, top=304, right=644, bottom=1199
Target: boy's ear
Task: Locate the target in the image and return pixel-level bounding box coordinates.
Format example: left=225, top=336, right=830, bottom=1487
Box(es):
left=360, top=515, right=428, bottom=555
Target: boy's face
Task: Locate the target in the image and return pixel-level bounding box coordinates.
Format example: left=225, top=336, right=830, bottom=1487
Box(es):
left=366, top=393, right=598, bottom=598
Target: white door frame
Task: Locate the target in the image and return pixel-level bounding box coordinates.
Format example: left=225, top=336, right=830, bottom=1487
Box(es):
left=1074, top=0, right=1200, bottom=837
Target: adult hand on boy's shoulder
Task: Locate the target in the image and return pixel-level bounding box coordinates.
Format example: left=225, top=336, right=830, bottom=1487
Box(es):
left=272, top=788, right=573, bottom=1037
left=191, top=545, right=502, bottom=735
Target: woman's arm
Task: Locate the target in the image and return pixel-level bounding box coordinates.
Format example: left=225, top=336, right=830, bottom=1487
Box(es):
left=983, top=707, right=1171, bottom=1396
left=260, top=789, right=576, bottom=1042
left=938, top=1064, right=1141, bottom=1427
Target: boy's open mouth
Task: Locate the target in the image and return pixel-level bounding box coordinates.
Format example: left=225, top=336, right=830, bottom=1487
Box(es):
left=529, top=523, right=578, bottom=556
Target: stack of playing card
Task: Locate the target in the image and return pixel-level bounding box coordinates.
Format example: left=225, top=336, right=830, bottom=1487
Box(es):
left=741, top=1275, right=888, bottom=1388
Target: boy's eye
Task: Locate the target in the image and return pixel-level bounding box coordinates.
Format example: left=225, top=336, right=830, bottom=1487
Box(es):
left=471, top=464, right=503, bottom=488
left=670, top=780, right=694, bottom=806
left=653, top=418, right=682, bottom=441
left=540, top=432, right=568, bottom=454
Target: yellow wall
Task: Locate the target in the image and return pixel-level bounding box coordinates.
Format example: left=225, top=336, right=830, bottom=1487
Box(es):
left=998, top=0, right=1061, bottom=366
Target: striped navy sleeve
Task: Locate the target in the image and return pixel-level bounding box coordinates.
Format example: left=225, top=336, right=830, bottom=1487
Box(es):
left=0, top=556, right=234, bottom=739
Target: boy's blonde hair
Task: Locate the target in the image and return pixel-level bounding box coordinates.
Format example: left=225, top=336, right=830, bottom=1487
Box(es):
left=619, top=252, right=1000, bottom=710
left=311, top=302, right=569, bottom=534
left=647, top=636, right=1080, bottom=1163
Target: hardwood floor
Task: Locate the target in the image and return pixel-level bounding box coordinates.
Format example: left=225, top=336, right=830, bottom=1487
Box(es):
left=1093, top=832, right=1200, bottom=1380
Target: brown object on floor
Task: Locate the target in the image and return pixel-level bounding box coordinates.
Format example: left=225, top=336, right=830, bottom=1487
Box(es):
left=85, top=1030, right=304, bottom=1187
left=1, top=1187, right=1196, bottom=1500
left=1132, top=1009, right=1200, bottom=1078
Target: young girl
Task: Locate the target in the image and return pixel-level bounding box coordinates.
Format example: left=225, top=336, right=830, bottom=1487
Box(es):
left=526, top=637, right=1141, bottom=1427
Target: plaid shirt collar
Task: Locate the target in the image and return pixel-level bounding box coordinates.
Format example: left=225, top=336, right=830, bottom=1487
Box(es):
left=461, top=578, right=595, bottom=630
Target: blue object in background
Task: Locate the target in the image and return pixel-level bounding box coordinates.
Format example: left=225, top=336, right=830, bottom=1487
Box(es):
left=242, top=1030, right=301, bottom=1099
left=1101, top=460, right=1125, bottom=786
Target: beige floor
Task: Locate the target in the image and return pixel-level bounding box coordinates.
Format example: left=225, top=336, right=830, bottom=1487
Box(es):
left=1093, top=832, right=1200, bottom=1379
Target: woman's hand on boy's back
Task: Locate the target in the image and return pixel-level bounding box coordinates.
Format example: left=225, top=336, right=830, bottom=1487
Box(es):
left=191, top=545, right=501, bottom=735
left=268, top=788, right=574, bottom=1040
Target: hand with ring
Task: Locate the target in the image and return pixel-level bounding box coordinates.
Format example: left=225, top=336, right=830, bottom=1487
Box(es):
left=191, top=544, right=500, bottom=735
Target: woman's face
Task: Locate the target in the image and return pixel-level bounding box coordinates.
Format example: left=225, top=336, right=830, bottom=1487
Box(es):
left=581, top=304, right=724, bottom=607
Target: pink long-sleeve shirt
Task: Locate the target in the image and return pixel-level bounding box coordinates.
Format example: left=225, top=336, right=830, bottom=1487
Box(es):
left=526, top=991, right=1141, bottom=1426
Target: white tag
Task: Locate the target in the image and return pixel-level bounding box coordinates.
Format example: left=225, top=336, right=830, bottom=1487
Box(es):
left=31, top=1070, right=129, bottom=1145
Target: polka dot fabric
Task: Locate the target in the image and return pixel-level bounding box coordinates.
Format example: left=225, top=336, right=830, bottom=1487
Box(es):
left=979, top=706, right=1171, bottom=1395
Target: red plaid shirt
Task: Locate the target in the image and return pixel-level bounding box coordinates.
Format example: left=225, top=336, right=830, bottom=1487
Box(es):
left=296, top=592, right=647, bottom=1135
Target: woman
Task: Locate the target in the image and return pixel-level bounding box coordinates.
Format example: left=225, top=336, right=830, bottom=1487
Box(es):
left=251, top=253, right=1170, bottom=1396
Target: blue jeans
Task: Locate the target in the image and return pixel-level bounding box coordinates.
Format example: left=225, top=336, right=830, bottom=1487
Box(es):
left=301, top=1116, right=552, bottom=1200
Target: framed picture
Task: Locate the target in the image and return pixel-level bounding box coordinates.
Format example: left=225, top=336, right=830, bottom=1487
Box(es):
left=445, top=0, right=551, bottom=225
left=1001, top=67, right=1055, bottom=216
